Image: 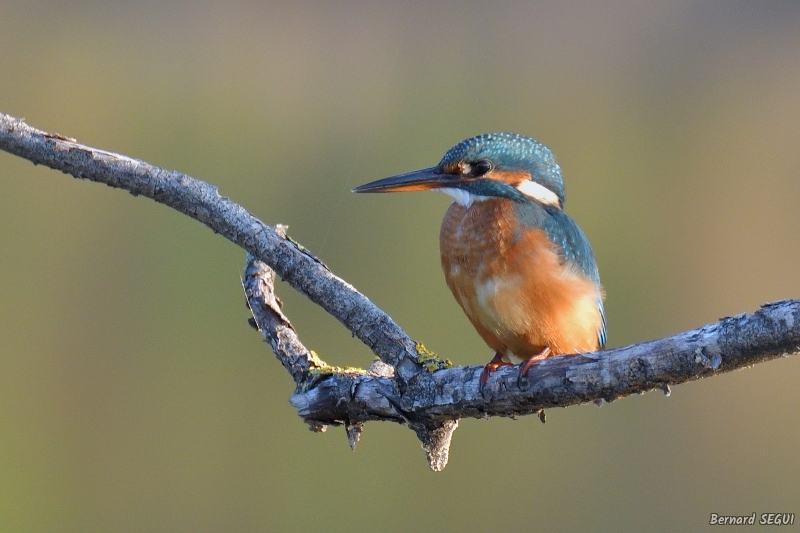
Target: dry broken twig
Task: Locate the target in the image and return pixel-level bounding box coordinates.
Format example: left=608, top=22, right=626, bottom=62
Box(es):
left=2, top=112, right=798, bottom=471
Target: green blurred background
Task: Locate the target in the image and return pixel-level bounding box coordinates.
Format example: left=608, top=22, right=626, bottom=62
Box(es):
left=2, top=1, right=799, bottom=531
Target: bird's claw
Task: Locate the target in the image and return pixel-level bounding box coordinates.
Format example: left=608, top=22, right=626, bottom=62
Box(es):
left=479, top=352, right=511, bottom=388
left=516, top=347, right=552, bottom=388
left=479, top=363, right=499, bottom=387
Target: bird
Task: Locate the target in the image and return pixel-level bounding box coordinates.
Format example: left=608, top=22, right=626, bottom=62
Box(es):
left=353, top=133, right=605, bottom=387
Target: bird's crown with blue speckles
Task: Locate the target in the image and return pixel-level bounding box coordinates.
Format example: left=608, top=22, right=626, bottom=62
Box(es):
left=438, top=133, right=566, bottom=205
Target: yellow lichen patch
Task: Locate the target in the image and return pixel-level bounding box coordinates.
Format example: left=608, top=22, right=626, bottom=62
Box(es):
left=302, top=358, right=367, bottom=392
left=308, top=365, right=366, bottom=377
left=287, top=235, right=307, bottom=252
left=307, top=351, right=366, bottom=378
left=416, top=343, right=453, bottom=372
left=308, top=350, right=327, bottom=369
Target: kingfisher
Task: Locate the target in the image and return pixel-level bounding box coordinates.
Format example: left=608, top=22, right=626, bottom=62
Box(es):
left=353, top=133, right=605, bottom=386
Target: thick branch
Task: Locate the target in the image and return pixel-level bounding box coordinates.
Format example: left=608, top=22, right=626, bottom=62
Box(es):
left=0, top=113, right=422, bottom=380
left=288, top=300, right=800, bottom=425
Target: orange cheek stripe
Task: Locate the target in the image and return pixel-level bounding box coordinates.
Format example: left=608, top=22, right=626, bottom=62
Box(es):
left=488, top=169, right=532, bottom=186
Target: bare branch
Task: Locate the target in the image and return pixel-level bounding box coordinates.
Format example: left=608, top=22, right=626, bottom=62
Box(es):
left=242, top=244, right=317, bottom=386
left=0, top=113, right=422, bottom=379
left=288, top=300, right=800, bottom=424
left=3, top=112, right=798, bottom=472
left=242, top=253, right=458, bottom=469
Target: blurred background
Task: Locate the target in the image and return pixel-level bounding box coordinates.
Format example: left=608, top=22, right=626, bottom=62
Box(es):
left=1, top=1, right=799, bottom=531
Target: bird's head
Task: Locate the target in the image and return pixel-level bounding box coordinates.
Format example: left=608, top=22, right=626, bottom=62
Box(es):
left=353, top=133, right=565, bottom=209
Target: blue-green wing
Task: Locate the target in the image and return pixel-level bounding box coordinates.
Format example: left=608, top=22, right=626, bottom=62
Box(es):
left=516, top=202, right=606, bottom=349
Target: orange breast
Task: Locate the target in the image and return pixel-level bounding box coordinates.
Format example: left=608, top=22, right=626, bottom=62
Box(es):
left=440, top=199, right=602, bottom=363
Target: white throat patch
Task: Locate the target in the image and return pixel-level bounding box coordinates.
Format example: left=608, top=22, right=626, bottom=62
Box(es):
left=439, top=188, right=490, bottom=208
left=515, top=180, right=561, bottom=207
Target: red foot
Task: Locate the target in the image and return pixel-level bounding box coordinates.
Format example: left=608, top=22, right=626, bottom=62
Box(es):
left=479, top=352, right=512, bottom=387
left=518, top=347, right=552, bottom=379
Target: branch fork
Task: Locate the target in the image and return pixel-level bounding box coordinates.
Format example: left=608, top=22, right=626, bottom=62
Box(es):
left=2, top=112, right=798, bottom=471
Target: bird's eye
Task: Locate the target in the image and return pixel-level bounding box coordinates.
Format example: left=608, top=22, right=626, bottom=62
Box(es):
left=472, top=160, right=492, bottom=177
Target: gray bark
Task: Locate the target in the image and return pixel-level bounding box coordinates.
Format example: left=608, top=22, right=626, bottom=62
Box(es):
left=2, top=112, right=798, bottom=471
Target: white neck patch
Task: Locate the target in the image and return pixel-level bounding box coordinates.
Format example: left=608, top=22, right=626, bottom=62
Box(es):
left=439, top=188, right=490, bottom=208
left=515, top=180, right=561, bottom=207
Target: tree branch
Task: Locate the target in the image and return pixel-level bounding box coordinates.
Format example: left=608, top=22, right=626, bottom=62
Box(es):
left=287, top=299, right=800, bottom=423
left=0, top=113, right=421, bottom=376
left=2, top=112, right=798, bottom=471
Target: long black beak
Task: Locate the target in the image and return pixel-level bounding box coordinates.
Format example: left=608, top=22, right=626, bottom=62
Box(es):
left=352, top=167, right=459, bottom=193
